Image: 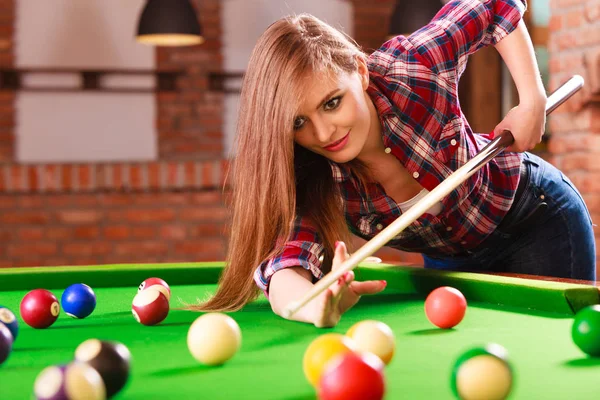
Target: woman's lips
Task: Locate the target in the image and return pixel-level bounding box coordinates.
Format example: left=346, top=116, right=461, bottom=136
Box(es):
left=324, top=131, right=350, bottom=152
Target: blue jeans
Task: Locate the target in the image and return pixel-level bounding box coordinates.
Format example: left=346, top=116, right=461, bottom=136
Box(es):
left=423, top=152, right=596, bottom=281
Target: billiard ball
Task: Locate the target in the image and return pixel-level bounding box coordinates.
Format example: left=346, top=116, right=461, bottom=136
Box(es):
left=33, top=362, right=106, bottom=400
left=0, top=305, right=18, bottom=340
left=303, top=333, right=356, bottom=387
left=61, top=283, right=97, bottom=319
left=187, top=313, right=242, bottom=366
left=138, top=277, right=171, bottom=301
left=451, top=344, right=512, bottom=400
left=572, top=304, right=600, bottom=356
left=425, top=286, right=467, bottom=329
left=318, top=352, right=385, bottom=400
left=0, top=323, right=12, bottom=366
left=20, top=289, right=61, bottom=329
left=131, top=287, right=169, bottom=326
left=75, top=339, right=131, bottom=398
left=346, top=320, right=395, bottom=365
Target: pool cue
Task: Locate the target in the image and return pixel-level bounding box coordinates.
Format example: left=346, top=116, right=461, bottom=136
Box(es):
left=282, top=75, right=584, bottom=319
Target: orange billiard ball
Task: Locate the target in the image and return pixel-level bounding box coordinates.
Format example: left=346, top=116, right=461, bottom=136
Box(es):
left=425, top=286, right=467, bottom=329
left=303, top=333, right=356, bottom=387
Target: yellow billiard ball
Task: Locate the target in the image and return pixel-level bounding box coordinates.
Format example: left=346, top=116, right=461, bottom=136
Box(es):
left=346, top=320, right=395, bottom=365
left=303, top=333, right=356, bottom=387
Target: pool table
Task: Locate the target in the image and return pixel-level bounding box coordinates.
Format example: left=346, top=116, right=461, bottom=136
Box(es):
left=1, top=261, right=600, bottom=399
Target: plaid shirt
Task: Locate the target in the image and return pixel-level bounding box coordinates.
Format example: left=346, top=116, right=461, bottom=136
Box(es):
left=255, top=0, right=526, bottom=293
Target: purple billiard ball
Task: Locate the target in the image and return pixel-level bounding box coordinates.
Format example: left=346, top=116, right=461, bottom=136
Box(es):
left=33, top=362, right=105, bottom=400
left=61, top=284, right=96, bottom=319
left=0, top=305, right=18, bottom=340
left=0, top=323, right=12, bottom=366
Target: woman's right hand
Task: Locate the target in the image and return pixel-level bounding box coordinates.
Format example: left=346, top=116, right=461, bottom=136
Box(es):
left=313, top=241, right=387, bottom=328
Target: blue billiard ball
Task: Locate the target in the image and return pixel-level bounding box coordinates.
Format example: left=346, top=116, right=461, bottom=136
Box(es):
left=0, top=305, right=18, bottom=340
left=61, top=284, right=96, bottom=319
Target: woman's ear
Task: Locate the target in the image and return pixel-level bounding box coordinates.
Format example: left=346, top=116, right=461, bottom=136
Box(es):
left=356, top=56, right=369, bottom=90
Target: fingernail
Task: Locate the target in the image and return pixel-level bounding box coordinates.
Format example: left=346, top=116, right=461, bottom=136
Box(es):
left=381, top=280, right=387, bottom=287
left=345, top=272, right=351, bottom=280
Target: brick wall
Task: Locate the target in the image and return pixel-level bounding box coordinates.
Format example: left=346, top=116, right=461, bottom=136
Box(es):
left=156, top=0, right=224, bottom=160
left=547, top=0, right=600, bottom=265
left=0, top=0, right=231, bottom=267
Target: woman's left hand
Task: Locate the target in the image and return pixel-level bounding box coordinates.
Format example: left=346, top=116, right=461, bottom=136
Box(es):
left=494, top=99, right=547, bottom=153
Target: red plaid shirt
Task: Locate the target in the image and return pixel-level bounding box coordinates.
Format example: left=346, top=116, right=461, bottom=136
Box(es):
left=255, top=0, right=526, bottom=293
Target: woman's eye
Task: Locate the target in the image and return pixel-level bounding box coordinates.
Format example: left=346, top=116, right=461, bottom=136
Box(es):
left=293, top=117, right=306, bottom=130
left=324, top=96, right=341, bottom=111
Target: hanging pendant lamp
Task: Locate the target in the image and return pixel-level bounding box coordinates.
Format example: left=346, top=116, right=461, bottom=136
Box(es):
left=136, top=0, right=204, bottom=46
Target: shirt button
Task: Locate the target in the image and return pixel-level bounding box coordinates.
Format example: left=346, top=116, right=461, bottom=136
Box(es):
left=446, top=226, right=453, bottom=232
left=376, top=223, right=383, bottom=230
left=384, top=148, right=391, bottom=154
left=412, top=171, right=419, bottom=179
left=450, top=139, right=457, bottom=146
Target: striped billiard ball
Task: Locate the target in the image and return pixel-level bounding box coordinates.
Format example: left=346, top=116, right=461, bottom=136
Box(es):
left=451, top=344, right=513, bottom=400
left=33, top=362, right=105, bottom=400
left=0, top=323, right=13, bottom=366
left=0, top=305, right=18, bottom=340
left=61, top=284, right=97, bottom=319
left=20, top=289, right=60, bottom=329
left=138, top=277, right=171, bottom=301
left=132, top=288, right=169, bottom=326
left=75, top=339, right=131, bottom=398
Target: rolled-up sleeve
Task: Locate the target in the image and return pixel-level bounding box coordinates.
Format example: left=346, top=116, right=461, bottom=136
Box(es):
left=407, top=0, right=526, bottom=76
left=253, top=215, right=324, bottom=296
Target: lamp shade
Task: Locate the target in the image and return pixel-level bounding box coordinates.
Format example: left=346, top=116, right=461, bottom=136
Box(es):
left=136, top=0, right=204, bottom=46
left=389, top=0, right=445, bottom=37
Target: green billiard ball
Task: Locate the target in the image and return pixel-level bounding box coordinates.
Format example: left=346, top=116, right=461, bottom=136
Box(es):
left=572, top=305, right=600, bottom=357
left=451, top=344, right=513, bottom=400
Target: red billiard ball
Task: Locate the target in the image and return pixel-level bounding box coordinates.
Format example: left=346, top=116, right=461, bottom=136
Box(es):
left=138, top=277, right=170, bottom=301
left=318, top=352, right=386, bottom=400
left=425, top=286, right=467, bottom=329
left=132, top=288, right=169, bottom=326
left=20, top=289, right=60, bottom=329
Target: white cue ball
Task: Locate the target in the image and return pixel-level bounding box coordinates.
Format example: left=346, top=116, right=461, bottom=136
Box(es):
left=346, top=320, right=396, bottom=365
left=456, top=355, right=512, bottom=400
left=187, top=313, right=241, bottom=366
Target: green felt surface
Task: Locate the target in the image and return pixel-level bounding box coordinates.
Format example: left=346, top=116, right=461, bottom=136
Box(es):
left=0, top=264, right=600, bottom=399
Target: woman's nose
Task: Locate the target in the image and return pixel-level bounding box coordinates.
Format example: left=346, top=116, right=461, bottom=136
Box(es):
left=313, top=118, right=335, bottom=144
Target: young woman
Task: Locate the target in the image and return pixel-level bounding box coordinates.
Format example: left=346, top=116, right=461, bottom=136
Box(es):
left=192, top=0, right=596, bottom=327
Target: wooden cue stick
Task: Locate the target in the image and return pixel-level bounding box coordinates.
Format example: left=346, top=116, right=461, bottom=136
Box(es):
left=282, top=75, right=584, bottom=319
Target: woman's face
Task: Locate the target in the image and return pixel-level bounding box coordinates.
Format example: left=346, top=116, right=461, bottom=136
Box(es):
left=293, top=59, right=373, bottom=164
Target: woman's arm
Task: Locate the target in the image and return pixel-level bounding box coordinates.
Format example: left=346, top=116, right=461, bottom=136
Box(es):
left=493, top=19, right=547, bottom=151
left=270, top=267, right=321, bottom=324
left=269, top=242, right=387, bottom=327
left=495, top=20, right=545, bottom=104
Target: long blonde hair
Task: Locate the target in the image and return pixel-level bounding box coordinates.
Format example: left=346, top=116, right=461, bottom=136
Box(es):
left=193, top=14, right=372, bottom=312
